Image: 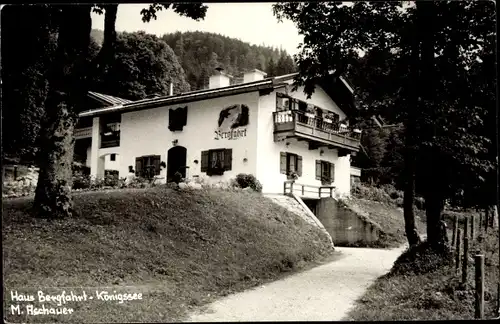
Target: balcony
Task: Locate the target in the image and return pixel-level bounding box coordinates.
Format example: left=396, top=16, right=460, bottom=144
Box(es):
left=273, top=111, right=361, bottom=152
left=74, top=127, right=92, bottom=139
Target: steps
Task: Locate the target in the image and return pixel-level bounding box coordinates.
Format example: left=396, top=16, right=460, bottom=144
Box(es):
left=265, top=194, right=334, bottom=248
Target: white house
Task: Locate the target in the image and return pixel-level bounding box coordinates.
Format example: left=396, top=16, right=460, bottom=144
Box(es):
left=74, top=69, right=361, bottom=197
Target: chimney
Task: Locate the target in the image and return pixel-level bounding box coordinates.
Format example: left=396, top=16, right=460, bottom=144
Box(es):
left=243, top=69, right=268, bottom=83
left=209, top=67, right=232, bottom=89
left=169, top=82, right=174, bottom=96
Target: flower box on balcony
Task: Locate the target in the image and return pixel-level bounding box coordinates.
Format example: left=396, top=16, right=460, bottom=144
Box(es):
left=323, top=118, right=333, bottom=123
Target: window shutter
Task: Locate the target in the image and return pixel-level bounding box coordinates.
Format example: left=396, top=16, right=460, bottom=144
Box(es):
left=181, top=106, right=188, bottom=126
left=276, top=93, right=283, bottom=111
left=135, top=157, right=143, bottom=177
left=330, top=163, right=335, bottom=182
left=153, top=155, right=161, bottom=175
left=315, top=160, right=321, bottom=180
left=280, top=152, right=287, bottom=174
left=201, top=151, right=209, bottom=172
left=224, top=149, right=232, bottom=171
left=297, top=155, right=303, bottom=177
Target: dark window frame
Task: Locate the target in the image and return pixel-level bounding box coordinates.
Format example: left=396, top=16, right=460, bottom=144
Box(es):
left=201, top=148, right=232, bottom=176
left=208, top=149, right=225, bottom=175
left=135, top=155, right=161, bottom=178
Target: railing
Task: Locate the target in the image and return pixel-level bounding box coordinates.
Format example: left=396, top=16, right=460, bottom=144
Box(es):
left=273, top=110, right=362, bottom=140
left=100, top=138, right=120, bottom=148
left=74, top=127, right=92, bottom=139
left=283, top=180, right=335, bottom=198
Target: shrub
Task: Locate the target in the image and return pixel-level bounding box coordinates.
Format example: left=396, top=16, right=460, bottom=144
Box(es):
left=233, top=173, right=263, bottom=192
left=73, top=173, right=91, bottom=190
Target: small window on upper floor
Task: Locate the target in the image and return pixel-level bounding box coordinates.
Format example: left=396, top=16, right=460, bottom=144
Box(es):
left=169, top=106, right=188, bottom=131
left=110, top=154, right=116, bottom=161
left=276, top=93, right=291, bottom=112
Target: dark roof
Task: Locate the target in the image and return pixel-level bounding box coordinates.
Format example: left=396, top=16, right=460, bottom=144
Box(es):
left=80, top=73, right=357, bottom=118
left=87, top=91, right=132, bottom=106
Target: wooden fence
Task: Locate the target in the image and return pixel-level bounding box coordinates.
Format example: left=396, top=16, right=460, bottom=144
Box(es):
left=450, top=207, right=499, bottom=319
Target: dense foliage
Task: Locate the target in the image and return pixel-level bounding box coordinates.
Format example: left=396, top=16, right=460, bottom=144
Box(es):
left=161, top=31, right=296, bottom=90
left=91, top=31, right=191, bottom=100
left=273, top=1, right=497, bottom=248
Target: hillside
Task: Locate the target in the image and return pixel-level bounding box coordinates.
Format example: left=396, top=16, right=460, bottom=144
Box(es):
left=161, top=31, right=296, bottom=90
left=3, top=187, right=334, bottom=323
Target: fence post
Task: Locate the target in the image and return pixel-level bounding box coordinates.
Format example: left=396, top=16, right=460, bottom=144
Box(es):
left=462, top=237, right=469, bottom=284
left=452, top=216, right=458, bottom=248
left=318, top=187, right=321, bottom=198
left=283, top=182, right=286, bottom=195
left=475, top=254, right=485, bottom=319
left=302, top=185, right=304, bottom=196
left=456, top=229, right=462, bottom=271
left=471, top=215, right=475, bottom=240
left=485, top=209, right=489, bottom=233
left=329, top=187, right=333, bottom=198
left=464, top=217, right=470, bottom=240
left=290, top=181, right=294, bottom=194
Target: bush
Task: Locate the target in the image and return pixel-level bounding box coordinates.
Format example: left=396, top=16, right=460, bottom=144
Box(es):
left=233, top=173, right=263, bottom=192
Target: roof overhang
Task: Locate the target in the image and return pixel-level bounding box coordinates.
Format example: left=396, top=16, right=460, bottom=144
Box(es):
left=80, top=79, right=275, bottom=118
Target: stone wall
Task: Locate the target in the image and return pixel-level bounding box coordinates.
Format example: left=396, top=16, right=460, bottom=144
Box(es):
left=315, top=198, right=382, bottom=245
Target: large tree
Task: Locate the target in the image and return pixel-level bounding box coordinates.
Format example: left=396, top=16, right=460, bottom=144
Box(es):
left=1, top=5, right=58, bottom=164
left=20, top=3, right=207, bottom=218
left=273, top=1, right=496, bottom=249
left=93, top=31, right=191, bottom=100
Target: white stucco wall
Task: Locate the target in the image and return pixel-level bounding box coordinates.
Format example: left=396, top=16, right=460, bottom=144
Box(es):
left=255, top=85, right=352, bottom=197
left=119, top=92, right=260, bottom=184
left=85, top=146, right=120, bottom=171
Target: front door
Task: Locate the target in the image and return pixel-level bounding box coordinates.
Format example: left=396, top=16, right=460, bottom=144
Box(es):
left=167, top=146, right=187, bottom=182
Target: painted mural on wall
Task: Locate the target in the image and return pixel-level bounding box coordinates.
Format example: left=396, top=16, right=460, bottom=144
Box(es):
left=214, top=104, right=249, bottom=140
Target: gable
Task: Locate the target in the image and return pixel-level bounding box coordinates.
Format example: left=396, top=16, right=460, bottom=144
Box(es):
left=280, top=82, right=348, bottom=120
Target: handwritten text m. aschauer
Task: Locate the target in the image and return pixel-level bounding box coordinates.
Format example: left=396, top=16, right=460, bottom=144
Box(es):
left=214, top=128, right=247, bottom=140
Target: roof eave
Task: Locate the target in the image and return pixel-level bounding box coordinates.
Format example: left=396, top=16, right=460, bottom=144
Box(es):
left=80, top=80, right=274, bottom=118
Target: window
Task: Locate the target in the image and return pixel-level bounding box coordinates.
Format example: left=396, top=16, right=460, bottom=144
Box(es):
left=276, top=93, right=291, bottom=112
left=280, top=152, right=303, bottom=178
left=169, top=106, right=188, bottom=131
left=201, top=149, right=232, bottom=176
left=110, top=154, right=116, bottom=161
left=135, top=155, right=161, bottom=178
left=316, top=160, right=335, bottom=185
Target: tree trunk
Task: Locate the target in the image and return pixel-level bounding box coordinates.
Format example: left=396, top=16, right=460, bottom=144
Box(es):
left=402, top=0, right=422, bottom=247
left=34, top=5, right=93, bottom=218
left=424, top=180, right=448, bottom=250
left=416, top=0, right=448, bottom=249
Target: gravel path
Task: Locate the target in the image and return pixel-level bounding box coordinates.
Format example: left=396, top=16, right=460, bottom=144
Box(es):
left=187, top=245, right=408, bottom=322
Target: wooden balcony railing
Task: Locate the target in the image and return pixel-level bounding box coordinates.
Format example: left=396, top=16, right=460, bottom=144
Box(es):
left=273, top=110, right=362, bottom=140
left=100, top=131, right=120, bottom=148
left=74, top=127, right=92, bottom=139
left=283, top=180, right=335, bottom=198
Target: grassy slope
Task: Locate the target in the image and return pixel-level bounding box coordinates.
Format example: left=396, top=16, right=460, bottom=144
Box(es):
left=343, top=198, right=427, bottom=248
left=3, top=187, right=334, bottom=323
left=346, top=210, right=499, bottom=321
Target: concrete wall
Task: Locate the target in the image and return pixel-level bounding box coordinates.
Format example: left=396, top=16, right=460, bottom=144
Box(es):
left=256, top=85, right=352, bottom=196
left=85, top=146, right=119, bottom=171
left=315, top=198, right=381, bottom=245
left=119, top=92, right=260, bottom=184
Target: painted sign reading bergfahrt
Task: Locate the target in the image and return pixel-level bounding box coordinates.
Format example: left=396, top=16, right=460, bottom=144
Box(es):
left=214, top=104, right=249, bottom=140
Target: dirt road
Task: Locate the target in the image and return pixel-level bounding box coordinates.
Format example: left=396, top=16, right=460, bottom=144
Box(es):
left=187, top=245, right=407, bottom=322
